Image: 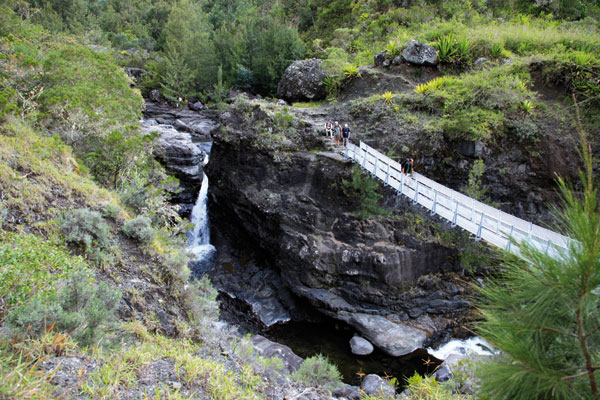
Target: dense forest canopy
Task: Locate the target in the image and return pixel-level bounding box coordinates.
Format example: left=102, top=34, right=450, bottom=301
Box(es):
left=7, top=0, right=599, bottom=98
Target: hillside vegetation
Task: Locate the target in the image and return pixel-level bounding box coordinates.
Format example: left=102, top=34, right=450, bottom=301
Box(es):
left=1, top=0, right=599, bottom=399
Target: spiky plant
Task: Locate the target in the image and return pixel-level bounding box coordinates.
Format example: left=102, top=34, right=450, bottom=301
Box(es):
left=476, top=99, right=600, bottom=400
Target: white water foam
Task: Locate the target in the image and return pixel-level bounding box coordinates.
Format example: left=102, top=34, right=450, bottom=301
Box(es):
left=189, top=173, right=215, bottom=261
left=426, top=337, right=497, bottom=360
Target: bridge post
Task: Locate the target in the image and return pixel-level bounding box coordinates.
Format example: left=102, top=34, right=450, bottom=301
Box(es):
left=413, top=181, right=419, bottom=204
left=430, top=190, right=437, bottom=216
left=496, top=210, right=501, bottom=233
left=362, top=147, right=367, bottom=169
left=528, top=221, right=533, bottom=238
left=399, top=173, right=404, bottom=195
left=384, top=162, right=390, bottom=186
left=476, top=212, right=484, bottom=241
left=452, top=200, right=458, bottom=227
left=506, top=225, right=515, bottom=252
left=545, top=239, right=551, bottom=254
left=372, top=157, right=378, bottom=178
left=344, top=144, right=349, bottom=159
left=352, top=144, right=357, bottom=162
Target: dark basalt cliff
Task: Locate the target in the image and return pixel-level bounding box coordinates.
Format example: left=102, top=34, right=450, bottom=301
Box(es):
left=205, top=98, right=475, bottom=356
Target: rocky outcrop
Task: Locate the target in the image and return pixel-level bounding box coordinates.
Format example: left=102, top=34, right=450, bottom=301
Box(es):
left=144, top=101, right=220, bottom=140
left=206, top=98, right=472, bottom=356
left=142, top=101, right=220, bottom=217
left=402, top=40, right=438, bottom=66
left=277, top=59, right=327, bottom=102
left=142, top=121, right=204, bottom=215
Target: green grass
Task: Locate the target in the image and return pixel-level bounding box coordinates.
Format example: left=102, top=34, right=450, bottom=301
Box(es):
left=0, top=231, right=87, bottom=316
left=291, top=101, right=326, bottom=108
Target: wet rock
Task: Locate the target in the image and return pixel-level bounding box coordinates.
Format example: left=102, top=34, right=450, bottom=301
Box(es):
left=208, top=259, right=292, bottom=327
left=350, top=335, right=374, bottom=355
left=402, top=40, right=438, bottom=66
left=361, top=374, right=396, bottom=397
left=277, top=59, right=327, bottom=102
left=252, top=335, right=303, bottom=374
left=150, top=126, right=203, bottom=166
left=348, top=313, right=427, bottom=357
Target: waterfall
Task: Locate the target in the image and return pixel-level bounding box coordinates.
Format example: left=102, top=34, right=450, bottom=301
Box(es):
left=189, top=173, right=215, bottom=262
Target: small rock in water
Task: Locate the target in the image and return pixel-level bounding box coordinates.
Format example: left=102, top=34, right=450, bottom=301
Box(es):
left=361, top=374, right=396, bottom=397
left=350, top=335, right=374, bottom=355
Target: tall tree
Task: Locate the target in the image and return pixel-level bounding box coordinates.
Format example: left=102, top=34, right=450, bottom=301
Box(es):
left=475, top=106, right=600, bottom=399
left=161, top=0, right=215, bottom=95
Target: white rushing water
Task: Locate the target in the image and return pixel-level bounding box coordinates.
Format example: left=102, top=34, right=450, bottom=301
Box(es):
left=426, top=336, right=498, bottom=360
left=189, top=173, right=216, bottom=261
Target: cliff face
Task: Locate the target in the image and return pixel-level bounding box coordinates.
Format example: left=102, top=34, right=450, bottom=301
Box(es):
left=205, top=96, right=474, bottom=355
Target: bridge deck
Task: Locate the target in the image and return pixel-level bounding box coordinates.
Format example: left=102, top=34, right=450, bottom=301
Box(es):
left=341, top=141, right=570, bottom=257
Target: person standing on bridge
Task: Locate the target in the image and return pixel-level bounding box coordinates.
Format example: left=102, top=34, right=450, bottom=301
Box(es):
left=342, top=123, right=350, bottom=147
left=402, top=158, right=414, bottom=178
left=334, top=121, right=342, bottom=147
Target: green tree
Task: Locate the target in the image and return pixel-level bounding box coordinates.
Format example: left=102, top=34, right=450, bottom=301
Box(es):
left=475, top=112, right=600, bottom=399
left=342, top=166, right=389, bottom=219
left=160, top=0, right=215, bottom=95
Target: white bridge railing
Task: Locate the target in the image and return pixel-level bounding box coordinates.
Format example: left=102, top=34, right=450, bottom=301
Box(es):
left=342, top=141, right=570, bottom=257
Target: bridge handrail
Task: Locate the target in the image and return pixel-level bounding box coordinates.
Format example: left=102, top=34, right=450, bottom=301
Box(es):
left=343, top=141, right=571, bottom=257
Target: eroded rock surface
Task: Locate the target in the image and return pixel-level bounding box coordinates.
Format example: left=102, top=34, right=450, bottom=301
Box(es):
left=206, top=96, right=472, bottom=355
left=402, top=40, right=438, bottom=66
left=277, top=59, right=327, bottom=102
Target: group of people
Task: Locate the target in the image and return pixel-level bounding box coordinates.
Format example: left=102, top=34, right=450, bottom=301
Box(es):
left=324, top=120, right=350, bottom=147
left=323, top=120, right=415, bottom=177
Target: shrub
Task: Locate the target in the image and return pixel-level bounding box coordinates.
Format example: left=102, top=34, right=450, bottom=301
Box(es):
left=404, top=373, right=470, bottom=399
left=7, top=269, right=121, bottom=347
left=342, top=166, right=390, bottom=219
left=122, top=215, right=155, bottom=243
left=61, top=208, right=112, bottom=264
left=0, top=232, right=84, bottom=315
left=343, top=63, right=360, bottom=79
left=102, top=203, right=122, bottom=220
left=291, top=354, right=341, bottom=389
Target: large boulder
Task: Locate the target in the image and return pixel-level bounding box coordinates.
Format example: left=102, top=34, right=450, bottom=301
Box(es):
left=350, top=335, right=374, bottom=355
left=252, top=335, right=303, bottom=374
left=402, top=40, right=438, bottom=66
left=348, top=313, right=427, bottom=357
left=277, top=59, right=327, bottom=102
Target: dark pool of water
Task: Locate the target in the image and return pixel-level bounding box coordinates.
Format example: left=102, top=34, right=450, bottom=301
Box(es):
left=266, top=320, right=441, bottom=387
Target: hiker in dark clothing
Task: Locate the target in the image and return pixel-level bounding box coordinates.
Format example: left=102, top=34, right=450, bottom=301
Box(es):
left=342, top=123, right=350, bottom=147
left=402, top=158, right=414, bottom=177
